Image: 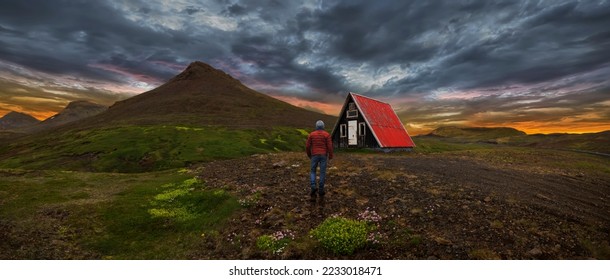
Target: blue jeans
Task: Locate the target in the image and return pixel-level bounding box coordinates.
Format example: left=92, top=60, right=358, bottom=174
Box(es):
left=310, top=155, right=327, bottom=195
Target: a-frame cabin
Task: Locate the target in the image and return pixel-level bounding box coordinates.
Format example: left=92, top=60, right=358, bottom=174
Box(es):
left=331, top=92, right=415, bottom=150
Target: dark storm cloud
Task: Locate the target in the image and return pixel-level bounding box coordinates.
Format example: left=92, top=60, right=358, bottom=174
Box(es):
left=3, top=0, right=609, bottom=96
left=289, top=0, right=610, bottom=94
left=225, top=3, right=248, bottom=16
left=0, top=0, right=227, bottom=85
left=227, top=32, right=348, bottom=99
left=183, top=6, right=205, bottom=15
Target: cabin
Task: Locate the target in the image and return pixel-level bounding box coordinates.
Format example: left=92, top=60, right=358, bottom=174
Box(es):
left=331, top=92, right=415, bottom=150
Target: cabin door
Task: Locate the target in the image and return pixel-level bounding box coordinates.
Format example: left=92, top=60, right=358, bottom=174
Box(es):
left=348, top=120, right=357, bottom=146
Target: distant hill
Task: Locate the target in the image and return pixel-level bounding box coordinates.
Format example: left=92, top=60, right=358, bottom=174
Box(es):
left=0, top=111, right=40, bottom=130
left=78, top=61, right=335, bottom=129
left=24, top=100, right=107, bottom=132
left=428, top=126, right=526, bottom=140
left=505, top=131, right=610, bottom=155
left=422, top=126, right=609, bottom=155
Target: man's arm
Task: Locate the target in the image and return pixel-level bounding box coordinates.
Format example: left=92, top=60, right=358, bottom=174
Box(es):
left=305, top=134, right=312, bottom=158
left=326, top=133, right=333, bottom=159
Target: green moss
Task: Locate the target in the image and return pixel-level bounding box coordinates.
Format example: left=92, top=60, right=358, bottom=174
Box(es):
left=92, top=176, right=240, bottom=259
left=310, top=217, right=372, bottom=255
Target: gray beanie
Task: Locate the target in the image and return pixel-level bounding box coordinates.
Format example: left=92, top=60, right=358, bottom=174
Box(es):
left=315, top=120, right=325, bottom=130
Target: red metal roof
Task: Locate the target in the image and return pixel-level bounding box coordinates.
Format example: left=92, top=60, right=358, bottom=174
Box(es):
left=350, top=93, right=415, bottom=148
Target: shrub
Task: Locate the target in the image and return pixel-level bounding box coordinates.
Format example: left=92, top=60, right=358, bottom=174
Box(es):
left=310, top=217, right=371, bottom=255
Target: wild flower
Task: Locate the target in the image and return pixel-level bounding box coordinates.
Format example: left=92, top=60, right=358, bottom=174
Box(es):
left=256, top=229, right=295, bottom=255
left=358, top=207, right=382, bottom=223
left=250, top=186, right=265, bottom=194
left=227, top=232, right=242, bottom=246
left=367, top=232, right=383, bottom=244
left=272, top=229, right=295, bottom=241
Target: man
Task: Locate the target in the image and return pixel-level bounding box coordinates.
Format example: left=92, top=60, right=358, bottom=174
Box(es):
left=306, top=120, right=334, bottom=200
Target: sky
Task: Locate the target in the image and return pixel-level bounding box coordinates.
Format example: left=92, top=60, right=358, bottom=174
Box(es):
left=1, top=0, right=609, bottom=135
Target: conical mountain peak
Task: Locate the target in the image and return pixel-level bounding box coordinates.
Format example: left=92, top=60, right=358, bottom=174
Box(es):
left=3, top=111, right=36, bottom=120
left=74, top=60, right=336, bottom=129
left=169, top=61, right=239, bottom=84
left=0, top=111, right=40, bottom=130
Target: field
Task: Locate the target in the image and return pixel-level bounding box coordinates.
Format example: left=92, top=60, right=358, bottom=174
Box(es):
left=1, top=136, right=608, bottom=259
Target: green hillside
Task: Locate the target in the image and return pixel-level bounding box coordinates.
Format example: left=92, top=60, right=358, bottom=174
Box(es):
left=0, top=125, right=312, bottom=173
left=503, top=131, right=610, bottom=155
left=425, top=126, right=610, bottom=155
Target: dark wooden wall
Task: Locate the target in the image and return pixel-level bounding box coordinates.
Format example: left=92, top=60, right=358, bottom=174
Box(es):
left=331, top=94, right=379, bottom=149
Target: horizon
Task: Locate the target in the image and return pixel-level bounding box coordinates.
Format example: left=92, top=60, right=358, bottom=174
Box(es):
left=1, top=102, right=606, bottom=136
left=1, top=1, right=609, bottom=135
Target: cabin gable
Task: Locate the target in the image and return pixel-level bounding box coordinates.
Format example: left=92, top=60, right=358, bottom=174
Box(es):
left=331, top=92, right=415, bottom=149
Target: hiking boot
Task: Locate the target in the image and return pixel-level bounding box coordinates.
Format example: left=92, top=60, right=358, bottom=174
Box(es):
left=310, top=189, right=317, bottom=197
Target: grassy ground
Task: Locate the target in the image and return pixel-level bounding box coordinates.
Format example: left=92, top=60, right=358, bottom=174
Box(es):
left=0, top=168, right=240, bottom=259
left=0, top=125, right=310, bottom=173
left=1, top=135, right=607, bottom=259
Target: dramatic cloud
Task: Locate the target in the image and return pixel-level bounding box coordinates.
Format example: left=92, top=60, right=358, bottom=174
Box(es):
left=0, top=0, right=609, bottom=133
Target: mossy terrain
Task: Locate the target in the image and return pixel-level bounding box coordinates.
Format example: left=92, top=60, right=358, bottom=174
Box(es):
left=1, top=126, right=607, bottom=260
left=0, top=125, right=311, bottom=173
left=0, top=169, right=241, bottom=259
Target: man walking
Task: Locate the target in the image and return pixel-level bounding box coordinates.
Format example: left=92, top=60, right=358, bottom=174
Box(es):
left=306, top=120, right=334, bottom=200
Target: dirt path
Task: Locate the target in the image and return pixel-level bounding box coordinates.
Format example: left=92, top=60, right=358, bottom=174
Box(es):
left=193, top=151, right=610, bottom=259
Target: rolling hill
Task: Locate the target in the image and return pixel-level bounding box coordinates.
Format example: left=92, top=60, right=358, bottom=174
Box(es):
left=505, top=131, right=610, bottom=155
left=428, top=126, right=526, bottom=140
left=0, top=111, right=40, bottom=130
left=420, top=126, right=610, bottom=155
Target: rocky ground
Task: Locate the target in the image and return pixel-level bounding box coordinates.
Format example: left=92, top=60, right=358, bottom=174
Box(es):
left=192, top=150, right=610, bottom=259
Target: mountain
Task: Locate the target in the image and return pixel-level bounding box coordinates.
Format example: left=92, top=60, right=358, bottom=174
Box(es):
left=0, top=111, right=40, bottom=130
left=0, top=62, right=338, bottom=172
left=80, top=61, right=336, bottom=129
left=428, top=126, right=526, bottom=140
left=23, top=100, right=107, bottom=133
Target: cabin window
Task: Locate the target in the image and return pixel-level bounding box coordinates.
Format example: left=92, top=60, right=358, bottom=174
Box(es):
left=340, top=124, right=347, bottom=137
left=359, top=122, right=366, bottom=136
left=346, top=103, right=358, bottom=118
